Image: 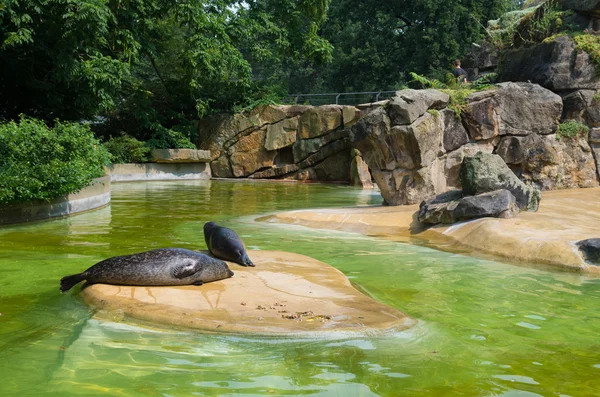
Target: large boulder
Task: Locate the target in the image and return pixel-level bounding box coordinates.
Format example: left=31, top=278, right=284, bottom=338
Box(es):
left=349, top=108, right=397, bottom=171
left=298, top=105, right=343, bottom=139
left=264, top=118, right=298, bottom=151
left=372, top=157, right=447, bottom=206
left=418, top=189, right=519, bottom=225
left=210, top=155, right=233, bottom=178
left=499, top=36, right=600, bottom=92
left=562, top=89, right=595, bottom=122
left=459, top=152, right=541, bottom=211
left=350, top=109, right=444, bottom=171
left=351, top=108, right=447, bottom=205
left=561, top=89, right=600, bottom=127
left=198, top=105, right=287, bottom=160
left=293, top=129, right=349, bottom=163
left=462, top=91, right=499, bottom=140
left=387, top=89, right=449, bottom=126
left=444, top=141, right=496, bottom=188
left=442, top=109, right=470, bottom=152
left=496, top=133, right=599, bottom=190
left=452, top=189, right=519, bottom=220
left=560, top=0, right=600, bottom=17
left=228, top=129, right=277, bottom=177
left=418, top=190, right=463, bottom=224
left=462, top=83, right=562, bottom=140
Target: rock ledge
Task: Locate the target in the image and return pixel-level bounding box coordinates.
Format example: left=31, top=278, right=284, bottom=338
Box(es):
left=81, top=250, right=414, bottom=334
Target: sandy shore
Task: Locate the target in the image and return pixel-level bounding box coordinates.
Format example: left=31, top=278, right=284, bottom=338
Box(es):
left=259, top=188, right=600, bottom=274
left=81, top=250, right=414, bottom=334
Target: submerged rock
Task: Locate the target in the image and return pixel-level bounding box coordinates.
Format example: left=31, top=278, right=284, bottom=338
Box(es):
left=460, top=152, right=541, bottom=211
left=577, top=239, right=600, bottom=265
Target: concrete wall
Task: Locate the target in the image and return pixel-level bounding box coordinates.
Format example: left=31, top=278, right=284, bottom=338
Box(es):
left=108, top=163, right=211, bottom=182
left=0, top=176, right=111, bottom=225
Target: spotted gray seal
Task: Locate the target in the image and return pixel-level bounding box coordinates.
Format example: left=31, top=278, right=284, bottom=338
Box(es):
left=203, top=222, right=255, bottom=267
left=60, top=248, right=234, bottom=292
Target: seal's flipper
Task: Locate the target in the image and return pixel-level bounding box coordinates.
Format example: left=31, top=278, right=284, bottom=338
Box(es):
left=173, top=262, right=202, bottom=279
left=60, top=273, right=86, bottom=293
left=241, top=252, right=255, bottom=267
left=192, top=280, right=204, bottom=286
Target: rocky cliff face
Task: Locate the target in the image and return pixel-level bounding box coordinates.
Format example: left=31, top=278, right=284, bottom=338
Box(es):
left=197, top=104, right=369, bottom=182
left=349, top=83, right=599, bottom=205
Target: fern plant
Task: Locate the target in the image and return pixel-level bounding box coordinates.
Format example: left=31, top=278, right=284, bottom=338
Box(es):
left=409, top=72, right=447, bottom=89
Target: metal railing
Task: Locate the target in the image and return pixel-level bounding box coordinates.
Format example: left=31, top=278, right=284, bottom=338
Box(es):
left=283, top=91, right=398, bottom=106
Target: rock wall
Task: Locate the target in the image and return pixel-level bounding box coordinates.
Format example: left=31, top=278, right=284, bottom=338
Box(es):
left=197, top=104, right=374, bottom=182
left=499, top=36, right=600, bottom=93
left=350, top=83, right=599, bottom=205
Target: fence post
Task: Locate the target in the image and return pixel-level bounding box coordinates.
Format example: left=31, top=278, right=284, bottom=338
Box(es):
left=335, top=94, right=341, bottom=105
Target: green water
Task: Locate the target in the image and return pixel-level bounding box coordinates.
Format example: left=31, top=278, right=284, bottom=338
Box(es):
left=1, top=180, right=599, bottom=397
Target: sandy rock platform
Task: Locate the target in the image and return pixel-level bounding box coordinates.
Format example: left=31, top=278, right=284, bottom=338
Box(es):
left=80, top=250, right=414, bottom=334
left=260, top=188, right=600, bottom=274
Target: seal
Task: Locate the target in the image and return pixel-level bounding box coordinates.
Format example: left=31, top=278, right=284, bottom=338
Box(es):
left=203, top=222, right=255, bottom=267
left=60, top=248, right=234, bottom=292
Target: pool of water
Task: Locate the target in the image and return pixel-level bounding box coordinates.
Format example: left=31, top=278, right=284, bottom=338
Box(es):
left=1, top=180, right=599, bottom=396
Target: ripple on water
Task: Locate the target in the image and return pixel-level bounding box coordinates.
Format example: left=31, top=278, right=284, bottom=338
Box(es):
left=515, top=322, right=541, bottom=330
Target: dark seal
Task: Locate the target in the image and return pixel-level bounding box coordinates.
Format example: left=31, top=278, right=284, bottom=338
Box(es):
left=577, top=238, right=600, bottom=265
left=60, top=248, right=234, bottom=292
left=203, top=222, right=255, bottom=267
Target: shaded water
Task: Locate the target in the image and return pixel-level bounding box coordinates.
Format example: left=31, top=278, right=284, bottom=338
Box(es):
left=0, top=180, right=599, bottom=396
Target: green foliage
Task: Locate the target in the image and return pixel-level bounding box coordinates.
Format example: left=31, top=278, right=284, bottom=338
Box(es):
left=407, top=71, right=494, bottom=117
left=556, top=120, right=589, bottom=140
left=409, top=72, right=446, bottom=89
left=256, top=0, right=518, bottom=94
left=469, top=73, right=498, bottom=89
left=146, top=126, right=196, bottom=150
left=406, top=71, right=490, bottom=118
left=0, top=117, right=109, bottom=204
left=573, top=33, right=600, bottom=69
left=486, top=6, right=538, bottom=49
left=427, top=109, right=440, bottom=119
left=593, top=91, right=600, bottom=104
left=104, top=135, right=151, bottom=164
left=505, top=1, right=581, bottom=47
left=0, top=0, right=332, bottom=141
left=443, top=88, right=477, bottom=118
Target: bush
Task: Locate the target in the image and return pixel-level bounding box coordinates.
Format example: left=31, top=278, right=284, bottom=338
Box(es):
left=145, top=124, right=197, bottom=150
left=104, top=135, right=151, bottom=163
left=0, top=117, right=109, bottom=204
left=557, top=120, right=589, bottom=140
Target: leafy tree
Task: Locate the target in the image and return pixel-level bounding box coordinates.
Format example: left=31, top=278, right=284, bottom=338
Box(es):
left=0, top=0, right=332, bottom=138
left=259, top=0, right=524, bottom=94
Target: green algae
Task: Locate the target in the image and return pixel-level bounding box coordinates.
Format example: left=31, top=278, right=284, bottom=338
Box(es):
left=0, top=180, right=599, bottom=396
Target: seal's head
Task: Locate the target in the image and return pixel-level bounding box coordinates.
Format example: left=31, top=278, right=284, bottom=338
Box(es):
left=199, top=256, right=234, bottom=283
left=203, top=221, right=219, bottom=239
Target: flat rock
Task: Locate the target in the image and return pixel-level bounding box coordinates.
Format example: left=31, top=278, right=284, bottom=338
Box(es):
left=261, top=188, right=600, bottom=273
left=80, top=250, right=413, bottom=334
left=151, top=149, right=211, bottom=163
